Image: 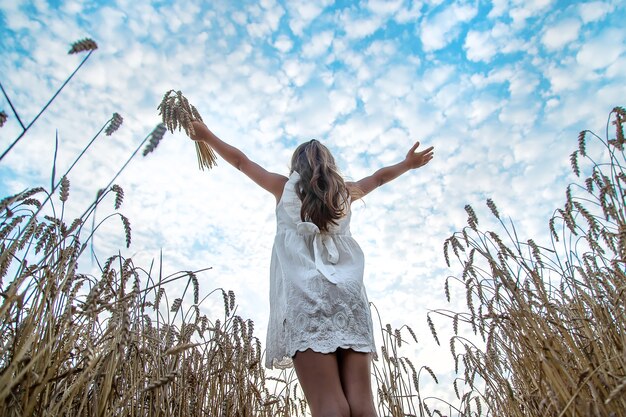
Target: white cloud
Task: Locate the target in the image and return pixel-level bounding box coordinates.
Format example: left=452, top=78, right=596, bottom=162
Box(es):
left=470, top=66, right=514, bottom=88
left=283, top=87, right=340, bottom=138
left=286, top=0, right=333, bottom=35
left=231, top=10, right=247, bottom=25
left=338, top=10, right=385, bottom=40
left=282, top=59, right=316, bottom=87
left=328, top=89, right=357, bottom=117
left=392, top=94, right=446, bottom=139
left=596, top=82, right=626, bottom=110
left=366, top=0, right=404, bottom=15
left=544, top=59, right=598, bottom=93
left=498, top=100, right=540, bottom=129
left=394, top=1, right=423, bottom=23
left=219, top=19, right=237, bottom=38
left=364, top=39, right=397, bottom=58
left=430, top=82, right=464, bottom=112
left=422, top=64, right=455, bottom=93
left=541, top=18, right=581, bottom=50
left=508, top=69, right=539, bottom=97
left=606, top=55, right=626, bottom=78
left=273, top=35, right=293, bottom=53
left=420, top=2, right=478, bottom=51
left=576, top=28, right=625, bottom=70
left=578, top=1, right=614, bottom=24
left=336, top=48, right=375, bottom=82
left=302, top=30, right=334, bottom=57
left=489, top=0, right=510, bottom=18
left=373, top=65, right=414, bottom=98
left=509, top=0, right=554, bottom=26
left=544, top=82, right=623, bottom=131
left=125, top=4, right=169, bottom=43
left=327, top=114, right=389, bottom=155
left=464, top=21, right=523, bottom=62
left=92, top=6, right=129, bottom=52
left=464, top=29, right=497, bottom=62
left=246, top=0, right=285, bottom=39
left=248, top=71, right=284, bottom=95
left=468, top=95, right=502, bottom=125
left=61, top=0, right=84, bottom=15
left=545, top=97, right=560, bottom=109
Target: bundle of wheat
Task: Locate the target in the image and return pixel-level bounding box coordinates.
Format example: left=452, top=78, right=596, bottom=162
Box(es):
left=157, top=90, right=217, bottom=170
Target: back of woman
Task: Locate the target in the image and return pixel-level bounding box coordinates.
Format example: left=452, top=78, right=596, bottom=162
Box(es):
left=267, top=164, right=375, bottom=370
left=189, top=121, right=434, bottom=417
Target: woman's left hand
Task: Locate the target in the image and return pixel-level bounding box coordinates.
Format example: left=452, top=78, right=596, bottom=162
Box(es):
left=405, top=141, right=434, bottom=169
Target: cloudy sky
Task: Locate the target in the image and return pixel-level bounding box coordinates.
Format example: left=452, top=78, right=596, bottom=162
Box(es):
left=1, top=0, right=625, bottom=406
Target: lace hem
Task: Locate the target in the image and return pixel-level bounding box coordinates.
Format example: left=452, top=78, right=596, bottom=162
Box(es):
left=266, top=344, right=378, bottom=369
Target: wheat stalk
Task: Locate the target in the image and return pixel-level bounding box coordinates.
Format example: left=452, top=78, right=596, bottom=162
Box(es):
left=157, top=90, right=217, bottom=170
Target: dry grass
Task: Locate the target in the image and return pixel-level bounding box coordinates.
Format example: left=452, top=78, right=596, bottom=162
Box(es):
left=0, top=181, right=311, bottom=416
left=0, top=181, right=436, bottom=416
left=3, top=38, right=426, bottom=417
left=4, top=37, right=624, bottom=416
left=4, top=104, right=624, bottom=415
left=430, top=106, right=626, bottom=416
left=371, top=305, right=445, bottom=417
left=0, top=49, right=436, bottom=415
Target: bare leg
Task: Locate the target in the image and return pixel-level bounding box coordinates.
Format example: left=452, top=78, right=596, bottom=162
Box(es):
left=337, top=349, right=378, bottom=417
left=292, top=349, right=350, bottom=417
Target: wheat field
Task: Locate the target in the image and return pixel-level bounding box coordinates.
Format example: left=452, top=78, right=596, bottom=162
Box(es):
left=1, top=108, right=624, bottom=416
left=1, top=39, right=625, bottom=417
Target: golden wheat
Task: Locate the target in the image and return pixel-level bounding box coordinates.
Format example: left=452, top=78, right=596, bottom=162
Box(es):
left=5, top=51, right=624, bottom=417
left=68, top=38, right=98, bottom=54
left=430, top=106, right=626, bottom=416
left=157, top=89, right=217, bottom=170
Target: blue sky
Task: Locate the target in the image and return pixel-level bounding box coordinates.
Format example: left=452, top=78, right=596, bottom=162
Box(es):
left=1, top=0, right=625, bottom=406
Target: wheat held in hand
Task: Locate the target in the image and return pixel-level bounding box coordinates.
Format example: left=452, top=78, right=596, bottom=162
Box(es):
left=157, top=90, right=217, bottom=170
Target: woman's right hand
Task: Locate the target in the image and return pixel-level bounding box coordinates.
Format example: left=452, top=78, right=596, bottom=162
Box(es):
left=190, top=120, right=208, bottom=141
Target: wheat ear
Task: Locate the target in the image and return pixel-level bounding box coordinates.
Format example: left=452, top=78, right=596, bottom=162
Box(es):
left=157, top=90, right=217, bottom=170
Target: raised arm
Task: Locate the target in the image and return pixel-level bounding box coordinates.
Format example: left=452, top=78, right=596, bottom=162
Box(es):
left=189, top=121, right=288, bottom=202
left=348, top=141, right=434, bottom=200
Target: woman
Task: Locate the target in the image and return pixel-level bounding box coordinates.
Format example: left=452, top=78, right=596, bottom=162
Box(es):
left=190, top=120, right=434, bottom=417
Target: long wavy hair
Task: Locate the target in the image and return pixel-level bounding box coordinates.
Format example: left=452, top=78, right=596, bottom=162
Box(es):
left=290, top=140, right=349, bottom=232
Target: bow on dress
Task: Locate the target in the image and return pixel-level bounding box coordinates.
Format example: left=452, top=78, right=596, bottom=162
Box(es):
left=296, top=222, right=340, bottom=284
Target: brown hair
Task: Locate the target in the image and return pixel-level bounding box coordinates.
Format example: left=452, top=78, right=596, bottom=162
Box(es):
left=290, top=140, right=349, bottom=232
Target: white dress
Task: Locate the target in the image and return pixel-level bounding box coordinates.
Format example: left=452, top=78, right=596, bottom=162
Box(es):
left=265, top=171, right=377, bottom=369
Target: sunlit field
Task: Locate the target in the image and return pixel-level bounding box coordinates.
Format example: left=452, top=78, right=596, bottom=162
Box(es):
left=1, top=38, right=624, bottom=417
